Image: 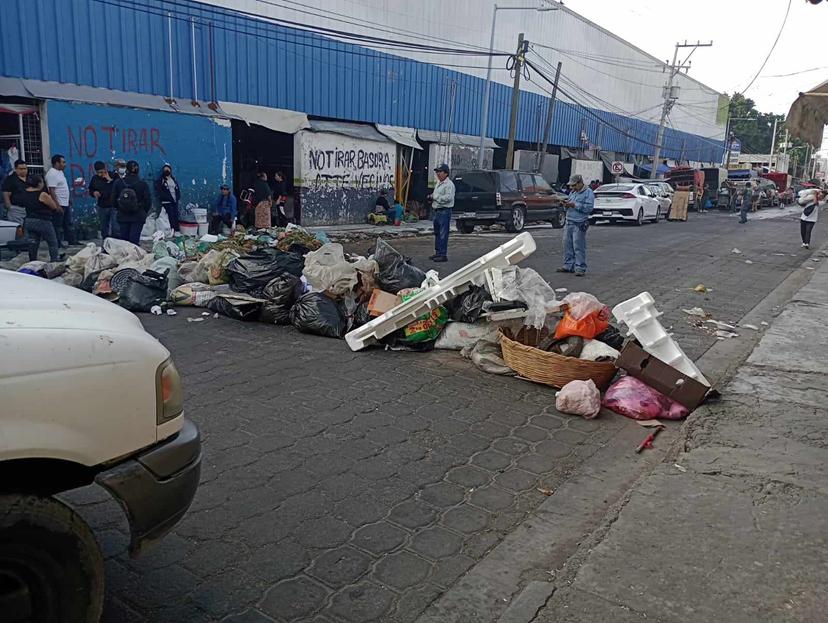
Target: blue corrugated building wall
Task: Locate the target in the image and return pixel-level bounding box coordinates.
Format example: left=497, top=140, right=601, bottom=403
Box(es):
left=0, top=0, right=723, bottom=163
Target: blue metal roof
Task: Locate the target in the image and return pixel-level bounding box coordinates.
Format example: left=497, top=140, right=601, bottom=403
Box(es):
left=0, top=0, right=723, bottom=161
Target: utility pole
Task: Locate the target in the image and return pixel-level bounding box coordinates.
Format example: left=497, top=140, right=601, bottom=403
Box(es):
left=650, top=40, right=712, bottom=179
left=768, top=117, right=778, bottom=170
left=537, top=61, right=562, bottom=174
left=506, top=32, right=527, bottom=170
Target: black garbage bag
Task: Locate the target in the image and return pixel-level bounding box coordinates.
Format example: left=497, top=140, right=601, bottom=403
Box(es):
left=373, top=238, right=427, bottom=294
left=228, top=248, right=305, bottom=296
left=262, top=273, right=303, bottom=307
left=353, top=302, right=371, bottom=328
left=595, top=325, right=625, bottom=351
left=207, top=294, right=264, bottom=321
left=80, top=269, right=104, bottom=293
left=290, top=292, right=347, bottom=338
left=118, top=270, right=168, bottom=312
left=379, top=330, right=436, bottom=352
left=447, top=285, right=492, bottom=323
left=258, top=301, right=293, bottom=325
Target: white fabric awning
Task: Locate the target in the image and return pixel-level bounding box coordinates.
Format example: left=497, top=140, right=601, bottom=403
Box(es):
left=417, top=130, right=498, bottom=149
left=376, top=124, right=421, bottom=149
left=220, top=101, right=310, bottom=134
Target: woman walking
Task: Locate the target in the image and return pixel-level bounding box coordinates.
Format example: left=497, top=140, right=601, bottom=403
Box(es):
left=799, top=189, right=824, bottom=250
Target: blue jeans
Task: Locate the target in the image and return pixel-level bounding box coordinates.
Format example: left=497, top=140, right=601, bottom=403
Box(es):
left=739, top=202, right=748, bottom=223
left=97, top=206, right=120, bottom=239
left=563, top=220, right=588, bottom=272
left=119, top=221, right=143, bottom=245
left=25, top=217, right=60, bottom=262
left=53, top=204, right=76, bottom=244
left=433, top=209, right=451, bottom=257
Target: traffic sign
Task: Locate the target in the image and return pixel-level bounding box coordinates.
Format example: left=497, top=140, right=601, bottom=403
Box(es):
left=611, top=161, right=625, bottom=176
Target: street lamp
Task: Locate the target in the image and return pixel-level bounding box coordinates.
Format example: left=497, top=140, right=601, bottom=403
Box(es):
left=477, top=2, right=561, bottom=164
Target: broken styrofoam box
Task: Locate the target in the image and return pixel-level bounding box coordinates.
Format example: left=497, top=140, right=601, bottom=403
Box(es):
left=345, top=232, right=537, bottom=351
left=612, top=292, right=710, bottom=386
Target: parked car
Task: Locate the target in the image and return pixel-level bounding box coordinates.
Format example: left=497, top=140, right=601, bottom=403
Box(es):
left=643, top=181, right=673, bottom=217
left=451, top=169, right=566, bottom=233
left=591, top=183, right=661, bottom=225
left=0, top=270, right=201, bottom=621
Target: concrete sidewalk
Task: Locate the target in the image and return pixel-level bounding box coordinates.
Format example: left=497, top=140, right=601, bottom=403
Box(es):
left=535, top=250, right=828, bottom=623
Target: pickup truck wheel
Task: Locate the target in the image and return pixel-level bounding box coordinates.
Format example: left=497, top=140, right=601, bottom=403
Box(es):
left=0, top=495, right=104, bottom=623
left=457, top=220, right=475, bottom=234
left=551, top=212, right=564, bottom=229
left=635, top=207, right=644, bottom=226
left=505, top=205, right=526, bottom=232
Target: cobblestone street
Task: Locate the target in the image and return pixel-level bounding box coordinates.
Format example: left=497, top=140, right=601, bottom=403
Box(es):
left=64, top=209, right=821, bottom=622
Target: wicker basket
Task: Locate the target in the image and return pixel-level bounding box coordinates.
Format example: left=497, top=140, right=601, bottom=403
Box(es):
left=499, top=329, right=617, bottom=389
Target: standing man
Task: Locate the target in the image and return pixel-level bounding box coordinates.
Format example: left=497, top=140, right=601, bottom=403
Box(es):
left=111, top=160, right=151, bottom=245
left=45, top=154, right=75, bottom=246
left=739, top=182, right=752, bottom=224
left=557, top=174, right=594, bottom=277
left=154, top=163, right=181, bottom=234
left=2, top=159, right=29, bottom=225
left=429, top=163, right=454, bottom=263
left=88, top=161, right=118, bottom=239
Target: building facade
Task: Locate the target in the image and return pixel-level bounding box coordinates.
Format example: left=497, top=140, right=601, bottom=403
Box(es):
left=0, top=0, right=726, bottom=226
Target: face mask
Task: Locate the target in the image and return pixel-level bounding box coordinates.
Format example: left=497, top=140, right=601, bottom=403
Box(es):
left=117, top=167, right=126, bottom=176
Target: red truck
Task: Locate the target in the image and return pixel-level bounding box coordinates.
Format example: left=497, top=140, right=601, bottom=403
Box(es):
left=760, top=172, right=793, bottom=204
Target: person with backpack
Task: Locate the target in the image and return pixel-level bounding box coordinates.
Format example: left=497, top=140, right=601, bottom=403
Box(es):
left=154, top=163, right=181, bottom=234
left=111, top=160, right=151, bottom=245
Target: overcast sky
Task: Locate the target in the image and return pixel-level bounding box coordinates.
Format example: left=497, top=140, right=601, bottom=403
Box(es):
left=567, top=0, right=827, bottom=151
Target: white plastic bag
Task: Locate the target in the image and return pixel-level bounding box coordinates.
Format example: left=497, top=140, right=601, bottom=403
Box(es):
left=302, top=243, right=358, bottom=297
left=84, top=251, right=117, bottom=278
left=156, top=207, right=173, bottom=238
left=435, top=321, right=499, bottom=350
left=579, top=339, right=620, bottom=362
left=498, top=266, right=560, bottom=329
left=555, top=379, right=601, bottom=419
left=460, top=339, right=514, bottom=375
left=66, top=243, right=99, bottom=274
left=140, top=215, right=156, bottom=241
left=104, top=237, right=146, bottom=263
left=561, top=292, right=605, bottom=320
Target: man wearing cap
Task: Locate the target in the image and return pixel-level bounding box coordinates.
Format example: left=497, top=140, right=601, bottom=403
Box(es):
left=211, top=183, right=237, bottom=234
left=88, top=160, right=118, bottom=239
left=557, top=174, right=594, bottom=277
left=429, top=163, right=455, bottom=262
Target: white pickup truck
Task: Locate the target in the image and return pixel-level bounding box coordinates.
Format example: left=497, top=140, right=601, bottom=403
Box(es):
left=0, top=269, right=201, bottom=622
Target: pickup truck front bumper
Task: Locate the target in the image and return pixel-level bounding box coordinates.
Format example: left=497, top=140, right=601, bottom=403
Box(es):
left=95, top=418, right=201, bottom=557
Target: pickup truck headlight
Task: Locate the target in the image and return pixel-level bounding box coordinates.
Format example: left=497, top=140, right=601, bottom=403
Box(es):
left=156, top=359, right=184, bottom=425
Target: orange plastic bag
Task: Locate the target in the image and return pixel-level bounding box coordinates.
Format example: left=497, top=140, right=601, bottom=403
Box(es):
left=554, top=307, right=610, bottom=340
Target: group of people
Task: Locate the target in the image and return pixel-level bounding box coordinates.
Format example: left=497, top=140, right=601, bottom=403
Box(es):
left=1, top=154, right=296, bottom=261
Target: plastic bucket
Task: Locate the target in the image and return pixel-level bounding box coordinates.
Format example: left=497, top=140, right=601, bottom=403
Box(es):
left=197, top=222, right=209, bottom=236
left=192, top=208, right=208, bottom=224
left=180, top=222, right=199, bottom=236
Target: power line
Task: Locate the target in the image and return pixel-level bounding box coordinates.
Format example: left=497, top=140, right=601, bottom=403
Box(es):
left=741, top=0, right=793, bottom=94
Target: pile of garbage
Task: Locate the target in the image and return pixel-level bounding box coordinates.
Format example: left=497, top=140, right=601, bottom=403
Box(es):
left=8, top=228, right=712, bottom=430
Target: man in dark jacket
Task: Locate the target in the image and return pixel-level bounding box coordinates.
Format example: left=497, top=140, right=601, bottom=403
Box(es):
left=88, top=160, right=118, bottom=239
left=154, top=163, right=181, bottom=233
left=111, top=160, right=151, bottom=244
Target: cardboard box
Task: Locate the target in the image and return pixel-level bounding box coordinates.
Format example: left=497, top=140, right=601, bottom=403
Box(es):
left=615, top=341, right=710, bottom=410
left=368, top=289, right=401, bottom=317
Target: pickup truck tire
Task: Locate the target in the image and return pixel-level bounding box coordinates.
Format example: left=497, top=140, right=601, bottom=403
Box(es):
left=0, top=495, right=104, bottom=623
left=457, top=220, right=475, bottom=234
left=505, top=205, right=526, bottom=232
left=551, top=212, right=564, bottom=229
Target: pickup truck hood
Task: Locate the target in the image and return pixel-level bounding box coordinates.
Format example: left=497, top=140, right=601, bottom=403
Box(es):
left=0, top=269, right=145, bottom=333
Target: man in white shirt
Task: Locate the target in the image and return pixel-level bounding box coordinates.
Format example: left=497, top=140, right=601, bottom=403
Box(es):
left=45, top=154, right=74, bottom=246
left=428, top=163, right=455, bottom=263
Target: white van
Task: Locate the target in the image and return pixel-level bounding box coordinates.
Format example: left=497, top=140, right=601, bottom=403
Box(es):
left=0, top=269, right=201, bottom=622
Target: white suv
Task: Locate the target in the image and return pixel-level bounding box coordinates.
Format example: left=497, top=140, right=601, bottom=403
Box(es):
left=0, top=269, right=201, bottom=622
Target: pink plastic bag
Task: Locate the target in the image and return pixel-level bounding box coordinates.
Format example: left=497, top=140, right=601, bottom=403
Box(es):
left=556, top=379, right=601, bottom=419
left=602, top=375, right=689, bottom=420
